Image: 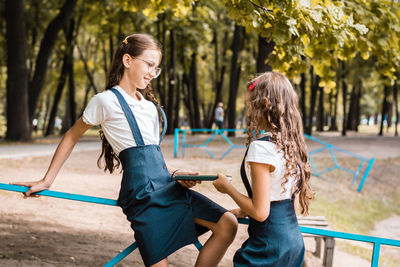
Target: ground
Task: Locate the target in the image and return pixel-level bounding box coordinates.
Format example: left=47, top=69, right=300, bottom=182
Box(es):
left=0, top=132, right=399, bottom=266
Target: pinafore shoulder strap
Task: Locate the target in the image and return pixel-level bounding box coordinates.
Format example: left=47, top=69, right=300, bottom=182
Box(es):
left=240, top=136, right=270, bottom=198
left=110, top=88, right=168, bottom=146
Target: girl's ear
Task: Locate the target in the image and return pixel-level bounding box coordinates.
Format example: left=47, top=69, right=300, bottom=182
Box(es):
left=122, top=54, right=131, bottom=68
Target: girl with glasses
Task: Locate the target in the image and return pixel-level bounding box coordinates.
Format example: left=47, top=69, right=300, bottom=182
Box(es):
left=13, top=33, right=237, bottom=267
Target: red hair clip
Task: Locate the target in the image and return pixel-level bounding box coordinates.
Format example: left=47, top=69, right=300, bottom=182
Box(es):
left=249, top=79, right=259, bottom=91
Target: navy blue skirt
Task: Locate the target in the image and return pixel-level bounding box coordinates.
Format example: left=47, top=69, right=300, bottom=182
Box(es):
left=234, top=199, right=304, bottom=267
left=118, top=146, right=227, bottom=266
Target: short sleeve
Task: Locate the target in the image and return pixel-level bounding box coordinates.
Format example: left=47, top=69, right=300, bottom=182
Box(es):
left=82, top=94, right=108, bottom=126
left=246, top=140, right=277, bottom=170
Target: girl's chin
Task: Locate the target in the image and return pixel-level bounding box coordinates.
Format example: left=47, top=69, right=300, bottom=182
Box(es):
left=137, top=83, right=148, bottom=90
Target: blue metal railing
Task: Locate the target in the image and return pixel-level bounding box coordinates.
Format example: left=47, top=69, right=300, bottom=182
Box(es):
left=174, top=128, right=246, bottom=159
left=173, top=129, right=374, bottom=192
left=304, top=134, right=375, bottom=192
left=2, top=182, right=398, bottom=267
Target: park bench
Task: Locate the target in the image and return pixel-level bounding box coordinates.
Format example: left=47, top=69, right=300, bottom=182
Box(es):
left=298, top=215, right=335, bottom=267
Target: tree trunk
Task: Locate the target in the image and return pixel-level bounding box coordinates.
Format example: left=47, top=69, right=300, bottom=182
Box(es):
left=341, top=61, right=347, bottom=136
left=256, top=36, right=274, bottom=73
left=102, top=39, right=109, bottom=77
left=300, top=72, right=307, bottom=129
left=42, top=95, right=51, bottom=133
left=394, top=78, right=399, bottom=136
left=387, top=100, right=393, bottom=129
left=45, top=53, right=69, bottom=136
left=227, top=24, right=244, bottom=136
left=306, top=66, right=317, bottom=135
left=166, top=29, right=176, bottom=134
left=5, top=0, right=31, bottom=141
left=329, top=70, right=339, bottom=131
left=189, top=52, right=202, bottom=128
left=109, top=34, right=114, bottom=72
left=379, top=84, right=389, bottom=136
left=347, top=85, right=356, bottom=131
left=80, top=83, right=92, bottom=116
left=28, top=0, right=78, bottom=121
left=61, top=97, right=71, bottom=134
left=182, top=73, right=194, bottom=127
left=160, top=20, right=167, bottom=106
left=77, top=44, right=98, bottom=94
left=66, top=19, right=76, bottom=128
left=173, top=75, right=181, bottom=130
left=355, top=82, right=361, bottom=132
left=316, top=76, right=324, bottom=132
left=66, top=51, right=76, bottom=127
left=207, top=30, right=228, bottom=129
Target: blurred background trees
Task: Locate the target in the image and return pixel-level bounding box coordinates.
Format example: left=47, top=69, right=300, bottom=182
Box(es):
left=0, top=0, right=399, bottom=141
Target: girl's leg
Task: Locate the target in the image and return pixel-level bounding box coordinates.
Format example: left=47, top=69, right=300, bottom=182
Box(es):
left=193, top=212, right=238, bottom=267
left=149, top=258, right=168, bottom=267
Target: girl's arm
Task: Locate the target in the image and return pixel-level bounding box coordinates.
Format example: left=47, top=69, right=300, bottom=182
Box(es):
left=12, top=117, right=92, bottom=197
left=213, top=162, right=271, bottom=222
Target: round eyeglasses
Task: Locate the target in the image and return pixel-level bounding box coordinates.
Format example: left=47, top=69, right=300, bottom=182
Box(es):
left=133, top=57, right=162, bottom=78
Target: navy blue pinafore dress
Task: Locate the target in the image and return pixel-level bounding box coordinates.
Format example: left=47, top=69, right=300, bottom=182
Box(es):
left=109, top=88, right=227, bottom=266
left=233, top=136, right=305, bottom=267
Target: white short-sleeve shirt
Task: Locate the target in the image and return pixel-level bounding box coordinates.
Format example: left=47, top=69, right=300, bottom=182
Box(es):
left=82, top=86, right=160, bottom=154
left=245, top=137, right=297, bottom=201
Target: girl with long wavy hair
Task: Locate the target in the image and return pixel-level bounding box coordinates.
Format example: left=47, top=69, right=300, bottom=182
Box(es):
left=213, top=71, right=313, bottom=267
left=13, top=33, right=237, bottom=267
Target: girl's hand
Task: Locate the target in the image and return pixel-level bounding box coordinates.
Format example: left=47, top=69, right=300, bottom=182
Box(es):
left=212, top=173, right=232, bottom=194
left=173, top=170, right=201, bottom=189
left=230, top=208, right=248, bottom=218
left=11, top=179, right=50, bottom=198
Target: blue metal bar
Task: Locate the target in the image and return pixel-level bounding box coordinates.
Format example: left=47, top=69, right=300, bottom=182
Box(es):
left=174, top=128, right=179, bottom=158
left=220, top=146, right=233, bottom=160
left=337, top=166, right=357, bottom=175
left=219, top=132, right=234, bottom=146
left=358, top=158, right=375, bottom=192
left=203, top=132, right=218, bottom=146
left=0, top=183, right=118, bottom=206
left=316, top=166, right=338, bottom=176
left=182, top=131, right=186, bottom=158
left=308, top=146, right=330, bottom=155
left=330, top=147, right=339, bottom=167
left=204, top=146, right=216, bottom=159
left=371, top=242, right=381, bottom=267
left=2, top=183, right=400, bottom=266
left=304, top=134, right=367, bottom=160
left=308, top=156, right=319, bottom=174
left=352, top=159, right=365, bottom=185
left=104, top=242, right=138, bottom=267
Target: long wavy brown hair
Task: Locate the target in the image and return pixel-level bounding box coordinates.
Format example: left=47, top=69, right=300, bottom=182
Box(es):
left=97, top=33, right=161, bottom=173
left=246, top=72, right=314, bottom=215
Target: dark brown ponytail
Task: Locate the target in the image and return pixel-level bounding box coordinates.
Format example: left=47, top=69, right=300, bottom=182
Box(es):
left=97, top=33, right=162, bottom=173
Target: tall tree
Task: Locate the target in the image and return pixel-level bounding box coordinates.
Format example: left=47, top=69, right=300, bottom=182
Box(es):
left=166, top=29, right=176, bottom=134
left=256, top=37, right=274, bottom=73
left=227, top=24, right=244, bottom=135
left=28, top=0, right=78, bottom=122
left=5, top=0, right=30, bottom=140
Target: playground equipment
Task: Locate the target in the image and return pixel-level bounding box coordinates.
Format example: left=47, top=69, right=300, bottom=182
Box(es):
left=174, top=128, right=246, bottom=159
left=174, top=129, right=375, bottom=192
left=304, top=134, right=375, bottom=192
left=1, top=182, right=398, bottom=267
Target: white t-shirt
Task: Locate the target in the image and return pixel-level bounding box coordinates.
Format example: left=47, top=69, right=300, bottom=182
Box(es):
left=82, top=86, right=160, bottom=154
left=245, top=137, right=297, bottom=201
